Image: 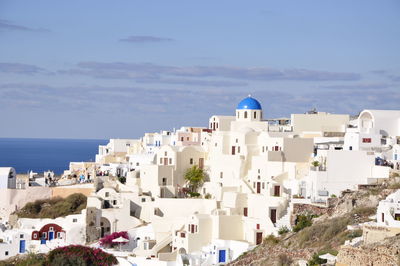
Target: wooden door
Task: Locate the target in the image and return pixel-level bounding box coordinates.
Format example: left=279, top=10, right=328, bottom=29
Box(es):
left=231, top=146, right=236, bottom=155
left=199, top=158, right=204, bottom=169
left=274, top=186, right=280, bottom=197
left=164, top=158, right=168, bottom=165
left=244, top=207, right=248, bottom=217
left=256, top=232, right=263, bottom=245
left=270, top=209, right=277, bottom=224
left=257, top=182, right=261, bottom=194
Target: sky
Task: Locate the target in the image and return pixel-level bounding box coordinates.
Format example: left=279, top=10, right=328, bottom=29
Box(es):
left=0, top=0, right=399, bottom=139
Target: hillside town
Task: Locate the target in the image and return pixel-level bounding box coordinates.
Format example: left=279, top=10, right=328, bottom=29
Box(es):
left=1, top=95, right=400, bottom=265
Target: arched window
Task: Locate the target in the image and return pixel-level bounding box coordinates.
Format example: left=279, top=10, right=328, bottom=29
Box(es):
left=244, top=111, right=248, bottom=119
left=254, top=112, right=256, bottom=119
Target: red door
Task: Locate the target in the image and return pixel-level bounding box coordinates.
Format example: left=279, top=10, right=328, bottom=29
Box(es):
left=270, top=209, right=277, bottom=224
left=274, top=186, right=280, bottom=197
left=256, top=232, right=263, bottom=245
left=163, top=158, right=168, bottom=165
left=257, top=182, right=261, bottom=194
left=231, top=146, right=236, bottom=155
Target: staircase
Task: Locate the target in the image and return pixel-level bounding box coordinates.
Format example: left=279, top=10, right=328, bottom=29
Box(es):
left=151, top=234, right=172, bottom=253
left=275, top=199, right=293, bottom=230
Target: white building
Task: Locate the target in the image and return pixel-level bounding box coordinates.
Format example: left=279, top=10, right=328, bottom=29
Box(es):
left=0, top=167, right=16, bottom=189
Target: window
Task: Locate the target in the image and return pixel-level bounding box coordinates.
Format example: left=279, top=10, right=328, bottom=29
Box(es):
left=254, top=112, right=256, bottom=119
left=33, top=233, right=37, bottom=238
left=382, top=213, right=385, bottom=222
left=20, top=234, right=24, bottom=239
left=262, top=146, right=265, bottom=152
left=216, top=123, right=219, bottom=129
left=126, top=143, right=130, bottom=147
left=215, top=143, right=217, bottom=147
left=238, top=146, right=240, bottom=153
left=258, top=169, right=260, bottom=174
left=180, top=232, right=185, bottom=238
left=210, top=123, right=212, bottom=128
left=181, top=137, right=184, bottom=141
left=262, top=182, right=265, bottom=189
left=49, top=227, right=54, bottom=231
left=113, top=200, right=117, bottom=205
left=220, top=172, right=223, bottom=178
left=42, top=232, right=47, bottom=239
left=244, top=111, right=248, bottom=119
left=256, top=224, right=260, bottom=230
left=141, top=198, right=146, bottom=202
left=5, top=251, right=8, bottom=256
left=244, top=207, right=248, bottom=217
left=169, top=158, right=172, bottom=164
left=236, top=138, right=238, bottom=143
left=187, top=137, right=189, bottom=141
left=105, top=192, right=109, bottom=197
left=136, top=162, right=139, bottom=166
left=160, top=158, right=163, bottom=164
left=73, top=218, right=77, bottom=223
left=162, top=178, right=167, bottom=186
left=190, top=158, right=193, bottom=164
left=57, top=232, right=62, bottom=238
left=362, top=138, right=372, bottom=143
left=164, top=151, right=167, bottom=156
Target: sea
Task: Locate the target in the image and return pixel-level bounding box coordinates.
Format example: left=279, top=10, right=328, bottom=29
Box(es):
left=0, top=138, right=108, bottom=175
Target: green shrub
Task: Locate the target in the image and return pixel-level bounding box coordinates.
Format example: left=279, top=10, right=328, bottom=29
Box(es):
left=47, top=245, right=117, bottom=266
left=188, top=192, right=200, bottom=198
left=347, top=229, right=362, bottom=239
left=330, top=194, right=337, bottom=198
left=118, top=176, right=126, bottom=184
left=204, top=193, right=212, bottom=199
left=263, top=234, right=279, bottom=245
left=293, top=214, right=314, bottom=232
left=308, top=252, right=327, bottom=266
left=278, top=226, right=290, bottom=235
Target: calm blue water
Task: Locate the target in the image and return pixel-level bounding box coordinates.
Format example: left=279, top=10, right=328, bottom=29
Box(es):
left=0, top=138, right=108, bottom=174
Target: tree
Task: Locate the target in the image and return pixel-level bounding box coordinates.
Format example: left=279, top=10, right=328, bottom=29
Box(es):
left=184, top=165, right=205, bottom=193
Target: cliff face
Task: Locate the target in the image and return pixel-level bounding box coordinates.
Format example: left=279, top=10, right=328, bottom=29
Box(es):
left=336, top=235, right=400, bottom=266
left=229, top=180, right=400, bottom=266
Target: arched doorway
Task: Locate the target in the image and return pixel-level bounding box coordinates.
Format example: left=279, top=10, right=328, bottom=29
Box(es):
left=100, top=217, right=111, bottom=237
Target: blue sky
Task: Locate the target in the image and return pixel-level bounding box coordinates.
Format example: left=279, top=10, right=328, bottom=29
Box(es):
left=0, top=0, right=399, bottom=139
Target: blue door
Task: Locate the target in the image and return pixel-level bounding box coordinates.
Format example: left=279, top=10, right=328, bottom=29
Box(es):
left=218, top=250, right=226, bottom=263
left=19, top=240, right=26, bottom=253
left=41, top=238, right=46, bottom=244
left=49, top=232, right=54, bottom=240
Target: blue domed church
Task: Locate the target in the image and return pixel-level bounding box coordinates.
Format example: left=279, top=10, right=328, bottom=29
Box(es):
left=236, top=95, right=263, bottom=122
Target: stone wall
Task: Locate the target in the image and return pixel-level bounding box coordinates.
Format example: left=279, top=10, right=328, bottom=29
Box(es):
left=0, top=187, right=52, bottom=221
left=336, top=245, right=398, bottom=266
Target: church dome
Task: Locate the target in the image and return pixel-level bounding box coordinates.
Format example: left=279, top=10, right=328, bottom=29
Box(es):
left=236, top=95, right=262, bottom=110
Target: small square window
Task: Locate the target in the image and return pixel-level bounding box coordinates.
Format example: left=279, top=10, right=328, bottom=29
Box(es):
left=49, top=227, right=54, bottom=231
left=105, top=192, right=109, bottom=197
left=20, top=234, right=24, bottom=239
left=141, top=198, right=146, bottom=202
left=164, top=151, right=167, bottom=156
left=5, top=251, right=8, bottom=256
left=73, top=218, right=77, bottom=223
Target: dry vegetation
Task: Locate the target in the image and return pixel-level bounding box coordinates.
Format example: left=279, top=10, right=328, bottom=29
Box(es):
left=15, top=193, right=87, bottom=219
